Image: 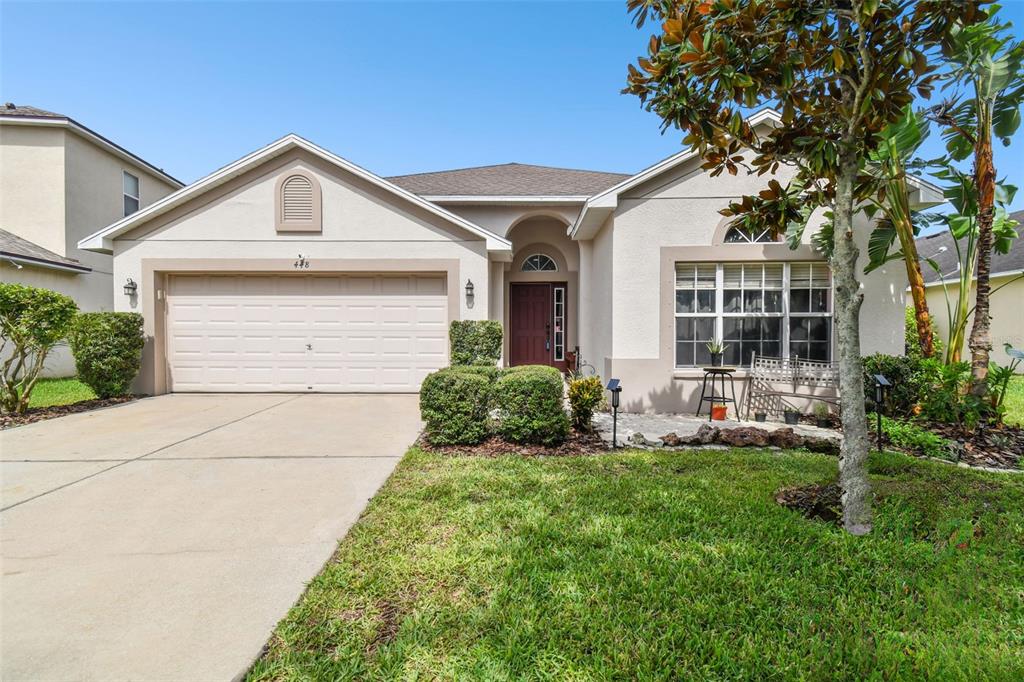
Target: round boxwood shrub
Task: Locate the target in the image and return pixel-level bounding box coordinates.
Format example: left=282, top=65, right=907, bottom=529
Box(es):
left=449, top=320, right=503, bottom=366
left=419, top=367, right=494, bottom=445
left=495, top=365, right=570, bottom=446
left=68, top=312, right=145, bottom=398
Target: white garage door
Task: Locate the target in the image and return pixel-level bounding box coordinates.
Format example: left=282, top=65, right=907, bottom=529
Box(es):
left=166, top=274, right=448, bottom=392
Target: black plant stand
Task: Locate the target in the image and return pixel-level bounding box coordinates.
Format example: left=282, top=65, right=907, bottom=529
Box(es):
left=697, top=367, right=738, bottom=421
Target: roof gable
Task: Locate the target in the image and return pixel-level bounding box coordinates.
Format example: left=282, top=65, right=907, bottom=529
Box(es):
left=78, top=135, right=512, bottom=254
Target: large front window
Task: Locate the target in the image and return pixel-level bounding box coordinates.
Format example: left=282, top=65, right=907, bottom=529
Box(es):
left=675, top=262, right=832, bottom=367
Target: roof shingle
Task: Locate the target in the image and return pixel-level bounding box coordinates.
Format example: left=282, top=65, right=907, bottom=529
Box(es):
left=916, top=210, right=1024, bottom=283
left=387, top=162, right=630, bottom=197
left=0, top=228, right=91, bottom=272
left=0, top=103, right=66, bottom=119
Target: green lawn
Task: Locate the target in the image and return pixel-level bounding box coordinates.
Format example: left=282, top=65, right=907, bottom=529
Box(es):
left=1004, top=375, right=1024, bottom=426
left=28, top=377, right=95, bottom=408
left=250, top=448, right=1024, bottom=681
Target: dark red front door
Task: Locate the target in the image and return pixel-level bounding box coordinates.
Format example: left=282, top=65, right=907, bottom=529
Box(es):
left=510, top=283, right=552, bottom=366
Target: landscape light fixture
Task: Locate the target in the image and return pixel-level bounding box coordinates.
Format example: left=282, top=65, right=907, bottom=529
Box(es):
left=606, top=378, right=622, bottom=448
left=872, top=374, right=891, bottom=452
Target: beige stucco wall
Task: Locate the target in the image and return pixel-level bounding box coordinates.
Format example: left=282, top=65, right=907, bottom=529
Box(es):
left=924, top=274, right=1024, bottom=367
left=111, top=149, right=491, bottom=394
left=578, top=154, right=906, bottom=413
left=0, top=125, right=66, bottom=255
left=1, top=123, right=178, bottom=377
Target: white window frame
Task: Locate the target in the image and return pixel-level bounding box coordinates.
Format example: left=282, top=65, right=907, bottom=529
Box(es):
left=522, top=254, right=558, bottom=272
left=123, top=171, right=140, bottom=217
left=674, top=261, right=832, bottom=368
left=553, top=285, right=565, bottom=362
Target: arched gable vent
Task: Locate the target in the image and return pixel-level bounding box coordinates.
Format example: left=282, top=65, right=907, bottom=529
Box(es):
left=275, top=170, right=322, bottom=232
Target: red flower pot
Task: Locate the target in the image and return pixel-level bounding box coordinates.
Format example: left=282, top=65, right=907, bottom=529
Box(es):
left=711, top=404, right=728, bottom=421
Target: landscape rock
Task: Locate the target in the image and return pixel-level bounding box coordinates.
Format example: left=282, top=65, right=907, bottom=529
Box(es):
left=717, top=426, right=771, bottom=447
left=629, top=432, right=648, bottom=446
left=661, top=432, right=683, bottom=447
left=688, top=423, right=719, bottom=445
left=768, top=427, right=805, bottom=449
left=803, top=436, right=840, bottom=455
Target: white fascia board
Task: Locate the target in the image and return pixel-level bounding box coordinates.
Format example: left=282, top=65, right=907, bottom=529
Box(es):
left=2, top=254, right=91, bottom=273
left=920, top=269, right=1024, bottom=289
left=0, top=117, right=184, bottom=188
left=907, top=175, right=946, bottom=208
left=79, top=134, right=512, bottom=255
left=423, top=195, right=589, bottom=205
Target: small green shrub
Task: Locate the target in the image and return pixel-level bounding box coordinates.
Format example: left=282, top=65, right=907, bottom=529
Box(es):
left=917, top=359, right=990, bottom=429
left=0, top=282, right=78, bottom=414
left=568, top=375, right=604, bottom=431
left=419, top=367, right=493, bottom=445
left=862, top=353, right=926, bottom=418
left=449, top=320, right=503, bottom=366
left=67, top=312, right=145, bottom=398
left=496, top=365, right=569, bottom=445
left=904, top=306, right=942, bottom=360
left=873, top=413, right=955, bottom=461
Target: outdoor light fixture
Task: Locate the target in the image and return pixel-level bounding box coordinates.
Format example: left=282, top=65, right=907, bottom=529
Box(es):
left=465, top=279, right=474, bottom=301
left=123, top=278, right=138, bottom=297
left=606, top=378, right=622, bottom=448
left=873, top=374, right=891, bottom=452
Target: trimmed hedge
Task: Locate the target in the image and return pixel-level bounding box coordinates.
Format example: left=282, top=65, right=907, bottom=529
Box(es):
left=495, top=365, right=569, bottom=445
left=419, top=367, right=494, bottom=445
left=449, top=320, right=502, bottom=366
left=68, top=312, right=145, bottom=398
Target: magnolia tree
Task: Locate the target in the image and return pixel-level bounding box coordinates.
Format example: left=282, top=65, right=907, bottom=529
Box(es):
left=624, top=0, right=980, bottom=534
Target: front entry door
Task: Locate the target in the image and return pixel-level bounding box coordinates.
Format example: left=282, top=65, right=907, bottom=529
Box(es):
left=510, top=283, right=553, bottom=366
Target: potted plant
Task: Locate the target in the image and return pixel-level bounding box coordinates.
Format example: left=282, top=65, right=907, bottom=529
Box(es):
left=783, top=408, right=801, bottom=425
left=711, top=402, right=728, bottom=420
left=813, top=402, right=831, bottom=428
left=705, top=339, right=728, bottom=367
left=754, top=411, right=767, bottom=423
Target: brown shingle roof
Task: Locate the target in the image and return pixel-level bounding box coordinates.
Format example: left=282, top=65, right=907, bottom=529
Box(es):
left=0, top=103, right=66, bottom=119
left=0, top=228, right=91, bottom=272
left=916, top=210, right=1024, bottom=284
left=387, top=162, right=630, bottom=197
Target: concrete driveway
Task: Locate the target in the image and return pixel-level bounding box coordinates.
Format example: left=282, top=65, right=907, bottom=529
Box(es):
left=0, top=393, right=421, bottom=681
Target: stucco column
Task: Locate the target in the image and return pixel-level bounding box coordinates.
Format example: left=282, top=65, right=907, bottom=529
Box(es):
left=489, top=260, right=505, bottom=364
left=577, top=240, right=592, bottom=365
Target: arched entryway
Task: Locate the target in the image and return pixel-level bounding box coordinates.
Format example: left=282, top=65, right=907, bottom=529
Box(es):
left=504, top=216, right=579, bottom=371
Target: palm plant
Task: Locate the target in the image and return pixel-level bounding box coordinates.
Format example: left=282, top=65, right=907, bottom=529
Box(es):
left=928, top=6, right=1024, bottom=394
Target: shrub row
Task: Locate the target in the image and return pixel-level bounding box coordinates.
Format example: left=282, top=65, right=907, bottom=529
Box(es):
left=420, top=364, right=569, bottom=446
left=449, top=320, right=503, bottom=366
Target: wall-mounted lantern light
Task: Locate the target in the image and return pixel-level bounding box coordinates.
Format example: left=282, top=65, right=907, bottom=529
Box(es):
left=606, top=378, right=622, bottom=448
left=465, top=279, right=475, bottom=302
left=872, top=374, right=891, bottom=452
left=123, top=278, right=138, bottom=297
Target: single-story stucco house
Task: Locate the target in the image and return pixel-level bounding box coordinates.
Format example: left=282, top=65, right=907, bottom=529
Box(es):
left=916, top=216, right=1023, bottom=368
left=78, top=109, right=943, bottom=413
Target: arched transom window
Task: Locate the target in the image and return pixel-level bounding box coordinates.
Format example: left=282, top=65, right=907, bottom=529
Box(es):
left=724, top=226, right=777, bottom=243
left=521, top=254, right=557, bottom=272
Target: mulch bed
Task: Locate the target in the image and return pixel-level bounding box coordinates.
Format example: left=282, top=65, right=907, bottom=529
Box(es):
left=775, top=483, right=842, bottom=524
left=419, top=429, right=608, bottom=457
left=0, top=396, right=138, bottom=430
left=924, top=422, right=1023, bottom=471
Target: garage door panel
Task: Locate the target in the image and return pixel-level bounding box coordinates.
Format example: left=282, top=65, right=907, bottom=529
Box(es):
left=166, top=274, right=448, bottom=392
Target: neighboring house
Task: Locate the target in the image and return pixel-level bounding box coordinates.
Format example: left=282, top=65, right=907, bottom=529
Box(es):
left=0, top=103, right=182, bottom=375
left=79, top=110, right=940, bottom=412
left=916, top=214, right=1024, bottom=367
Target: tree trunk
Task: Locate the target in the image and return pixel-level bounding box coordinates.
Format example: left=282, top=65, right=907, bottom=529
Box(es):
left=895, top=217, right=935, bottom=358
left=833, top=147, right=873, bottom=535
left=968, top=104, right=995, bottom=396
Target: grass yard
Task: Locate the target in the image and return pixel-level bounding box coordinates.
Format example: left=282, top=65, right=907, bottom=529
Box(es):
left=250, top=448, right=1024, bottom=681
left=1004, top=375, right=1024, bottom=426
left=27, top=377, right=95, bottom=408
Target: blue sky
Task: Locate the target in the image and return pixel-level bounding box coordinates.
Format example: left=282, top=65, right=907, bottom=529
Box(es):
left=2, top=1, right=1022, bottom=211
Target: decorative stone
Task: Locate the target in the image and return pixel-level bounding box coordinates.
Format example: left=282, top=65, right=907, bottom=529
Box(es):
left=802, top=436, right=840, bottom=455
left=690, top=423, right=719, bottom=445
left=629, top=432, right=648, bottom=445
left=718, top=426, right=771, bottom=447
left=768, top=427, right=805, bottom=449
left=661, top=432, right=683, bottom=447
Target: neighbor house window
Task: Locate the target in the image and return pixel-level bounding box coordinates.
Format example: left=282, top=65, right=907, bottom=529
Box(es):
left=522, top=254, right=557, bottom=272
left=123, top=171, right=140, bottom=216
left=674, top=261, right=832, bottom=368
